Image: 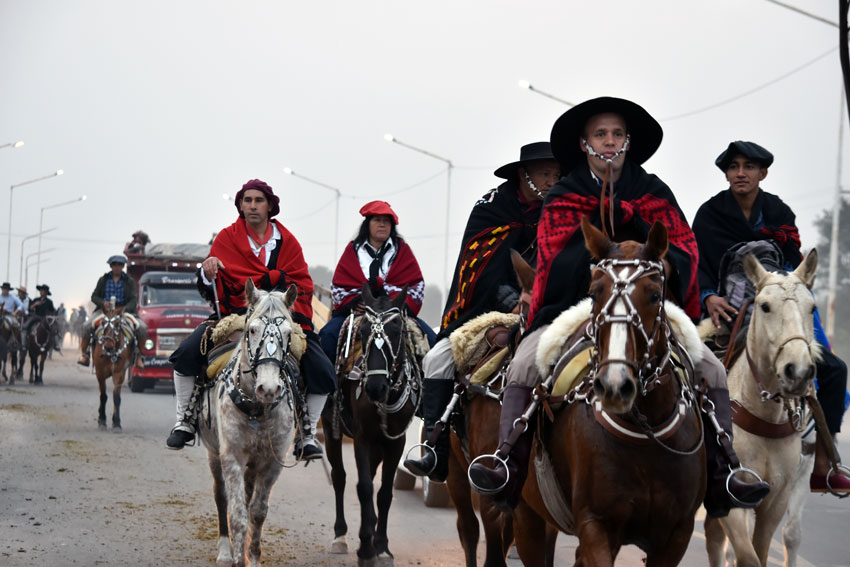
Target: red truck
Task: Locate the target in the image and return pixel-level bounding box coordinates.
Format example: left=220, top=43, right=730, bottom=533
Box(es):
left=126, top=243, right=212, bottom=392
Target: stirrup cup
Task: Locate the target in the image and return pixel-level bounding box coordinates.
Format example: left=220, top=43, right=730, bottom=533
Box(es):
left=468, top=453, right=510, bottom=495
left=823, top=464, right=850, bottom=499
left=403, top=443, right=437, bottom=475
left=725, top=465, right=767, bottom=508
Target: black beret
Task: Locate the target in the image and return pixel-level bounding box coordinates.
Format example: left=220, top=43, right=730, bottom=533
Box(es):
left=715, top=141, right=773, bottom=171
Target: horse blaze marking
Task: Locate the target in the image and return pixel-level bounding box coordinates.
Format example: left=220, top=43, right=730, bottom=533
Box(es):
left=606, top=267, right=633, bottom=389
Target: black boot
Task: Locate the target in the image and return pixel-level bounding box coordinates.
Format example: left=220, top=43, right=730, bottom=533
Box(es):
left=703, top=387, right=771, bottom=517
left=468, top=385, right=534, bottom=509
left=403, top=378, right=455, bottom=482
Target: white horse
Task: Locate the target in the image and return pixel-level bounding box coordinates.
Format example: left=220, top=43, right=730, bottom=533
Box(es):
left=704, top=250, right=819, bottom=567
left=200, top=280, right=299, bottom=567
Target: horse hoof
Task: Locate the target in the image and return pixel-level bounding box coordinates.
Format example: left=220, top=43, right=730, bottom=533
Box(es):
left=329, top=535, right=348, bottom=554
left=376, top=551, right=394, bottom=567
left=112, top=425, right=122, bottom=433
left=98, top=421, right=107, bottom=431
left=357, top=557, right=377, bottom=567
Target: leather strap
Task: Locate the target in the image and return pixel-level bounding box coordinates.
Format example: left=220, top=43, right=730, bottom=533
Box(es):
left=723, top=298, right=752, bottom=370
left=730, top=399, right=795, bottom=439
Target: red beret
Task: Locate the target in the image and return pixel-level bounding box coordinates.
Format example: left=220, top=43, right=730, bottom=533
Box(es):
left=359, top=200, right=399, bottom=224
left=234, top=179, right=280, bottom=218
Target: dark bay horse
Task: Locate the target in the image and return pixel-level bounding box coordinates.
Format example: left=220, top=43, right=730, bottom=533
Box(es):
left=26, top=315, right=58, bottom=384
left=323, top=284, right=424, bottom=567
left=92, top=308, right=132, bottom=429
left=1, top=312, right=24, bottom=384
left=513, top=218, right=706, bottom=566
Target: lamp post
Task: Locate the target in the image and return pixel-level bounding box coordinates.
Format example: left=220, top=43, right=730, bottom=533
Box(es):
left=283, top=167, right=343, bottom=262
left=37, top=195, right=86, bottom=282
left=6, top=169, right=63, bottom=281
left=20, top=227, right=57, bottom=284
left=517, top=80, right=574, bottom=106
left=384, top=134, right=454, bottom=290
left=0, top=140, right=24, bottom=150
left=26, top=249, right=53, bottom=288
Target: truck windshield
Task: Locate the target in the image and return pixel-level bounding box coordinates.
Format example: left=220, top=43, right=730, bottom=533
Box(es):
left=143, top=285, right=206, bottom=307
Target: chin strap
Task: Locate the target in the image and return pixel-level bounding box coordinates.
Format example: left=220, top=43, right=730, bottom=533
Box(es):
left=581, top=135, right=629, bottom=240
left=522, top=171, right=545, bottom=199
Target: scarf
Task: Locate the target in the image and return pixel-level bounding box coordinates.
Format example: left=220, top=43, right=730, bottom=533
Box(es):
left=246, top=222, right=274, bottom=265
left=529, top=161, right=700, bottom=331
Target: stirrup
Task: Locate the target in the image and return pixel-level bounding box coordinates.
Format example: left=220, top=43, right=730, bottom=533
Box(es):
left=468, top=453, right=510, bottom=495
left=403, top=442, right=437, bottom=474
left=726, top=466, right=767, bottom=508
left=824, top=464, right=850, bottom=498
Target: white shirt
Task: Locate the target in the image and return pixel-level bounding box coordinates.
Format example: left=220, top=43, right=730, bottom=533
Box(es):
left=357, top=238, right=395, bottom=280
left=201, top=223, right=281, bottom=285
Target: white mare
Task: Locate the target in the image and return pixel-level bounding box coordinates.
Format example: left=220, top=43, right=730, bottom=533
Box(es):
left=200, top=280, right=298, bottom=567
left=704, top=250, right=819, bottom=567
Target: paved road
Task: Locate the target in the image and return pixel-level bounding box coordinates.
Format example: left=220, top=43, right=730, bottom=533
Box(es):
left=1, top=353, right=848, bottom=566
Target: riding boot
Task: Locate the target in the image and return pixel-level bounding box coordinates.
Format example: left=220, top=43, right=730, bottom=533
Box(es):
left=77, top=335, right=91, bottom=366
left=468, top=385, right=535, bottom=509
left=294, top=393, right=327, bottom=461
left=403, top=378, right=455, bottom=482
left=166, top=371, right=200, bottom=450
left=703, top=387, right=771, bottom=517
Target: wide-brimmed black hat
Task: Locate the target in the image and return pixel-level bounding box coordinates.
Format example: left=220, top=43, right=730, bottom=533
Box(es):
left=36, top=284, right=51, bottom=295
left=550, top=96, right=663, bottom=172
left=1, top=282, right=12, bottom=290
left=493, top=142, right=556, bottom=179
left=715, top=141, right=774, bottom=171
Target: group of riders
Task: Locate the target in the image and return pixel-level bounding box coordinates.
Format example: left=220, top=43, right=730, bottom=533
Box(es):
left=0, top=281, right=65, bottom=379
left=69, top=96, right=848, bottom=525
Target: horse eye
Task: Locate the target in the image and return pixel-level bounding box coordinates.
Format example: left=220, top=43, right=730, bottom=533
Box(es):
left=811, top=305, right=816, bottom=314
left=649, top=291, right=661, bottom=304
left=760, top=303, right=770, bottom=313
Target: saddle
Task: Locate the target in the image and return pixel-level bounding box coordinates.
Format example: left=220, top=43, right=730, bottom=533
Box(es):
left=449, top=311, right=520, bottom=389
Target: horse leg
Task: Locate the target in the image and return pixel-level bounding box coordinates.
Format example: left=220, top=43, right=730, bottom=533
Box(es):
left=324, top=419, right=349, bottom=553
left=112, top=371, right=123, bottom=430
left=512, top=501, right=549, bottom=567
left=97, top=376, right=108, bottom=430
left=783, top=450, right=815, bottom=567
left=752, top=493, right=791, bottom=567
left=573, top=519, right=614, bottom=567
left=373, top=439, right=403, bottom=564
left=246, top=467, right=281, bottom=567
left=446, top=441, right=480, bottom=567
left=643, top=519, right=694, bottom=567
left=719, top=511, right=761, bottom=567
left=221, top=452, right=249, bottom=567
left=354, top=440, right=378, bottom=567
left=208, top=453, right=233, bottom=566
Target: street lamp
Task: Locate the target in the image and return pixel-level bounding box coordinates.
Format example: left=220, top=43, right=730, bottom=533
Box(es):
left=283, top=167, right=343, bottom=262
left=384, top=134, right=454, bottom=290
left=20, top=227, right=57, bottom=284
left=25, top=249, right=54, bottom=288
left=0, top=140, right=24, bottom=150
left=517, top=80, right=574, bottom=106
left=6, top=169, right=63, bottom=281
left=37, top=195, right=86, bottom=282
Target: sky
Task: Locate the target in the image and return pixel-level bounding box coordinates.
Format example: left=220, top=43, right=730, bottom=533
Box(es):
left=0, top=0, right=845, bottom=318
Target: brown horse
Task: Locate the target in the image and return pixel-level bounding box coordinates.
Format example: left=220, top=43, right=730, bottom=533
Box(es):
left=323, top=284, right=425, bottom=567
left=92, top=307, right=132, bottom=430
left=446, top=251, right=558, bottom=567
left=513, top=218, right=706, bottom=566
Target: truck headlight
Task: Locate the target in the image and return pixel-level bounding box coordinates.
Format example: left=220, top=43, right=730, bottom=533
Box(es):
left=144, top=339, right=155, bottom=350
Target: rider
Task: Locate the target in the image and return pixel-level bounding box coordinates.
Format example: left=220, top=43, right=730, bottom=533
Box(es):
left=403, top=142, right=560, bottom=482
left=22, top=284, right=57, bottom=353
left=77, top=255, right=147, bottom=370
left=467, top=97, right=770, bottom=515
left=693, top=140, right=850, bottom=493
left=319, top=200, right=435, bottom=363
left=124, top=230, right=149, bottom=256
left=165, top=179, right=337, bottom=461
left=1, top=282, right=24, bottom=329
left=16, top=286, right=30, bottom=315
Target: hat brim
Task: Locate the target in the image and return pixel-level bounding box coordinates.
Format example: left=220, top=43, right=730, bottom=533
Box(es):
left=494, top=158, right=558, bottom=180
left=550, top=97, right=663, bottom=173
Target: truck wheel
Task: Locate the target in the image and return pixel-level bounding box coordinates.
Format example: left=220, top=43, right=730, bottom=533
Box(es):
left=129, top=374, right=146, bottom=393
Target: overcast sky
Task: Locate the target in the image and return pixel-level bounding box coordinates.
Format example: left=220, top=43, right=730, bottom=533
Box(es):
left=0, top=0, right=843, bottom=313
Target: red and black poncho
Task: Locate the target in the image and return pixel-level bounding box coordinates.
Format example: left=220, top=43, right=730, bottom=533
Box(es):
left=529, top=161, right=701, bottom=330
left=201, top=217, right=314, bottom=330
left=330, top=238, right=425, bottom=316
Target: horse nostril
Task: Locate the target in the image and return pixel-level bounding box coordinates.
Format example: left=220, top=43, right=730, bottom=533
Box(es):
left=784, top=363, right=796, bottom=380
left=619, top=378, right=635, bottom=401
left=593, top=378, right=604, bottom=398
left=804, top=364, right=815, bottom=382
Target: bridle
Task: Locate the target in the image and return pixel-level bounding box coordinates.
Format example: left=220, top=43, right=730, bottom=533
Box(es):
left=97, top=314, right=128, bottom=363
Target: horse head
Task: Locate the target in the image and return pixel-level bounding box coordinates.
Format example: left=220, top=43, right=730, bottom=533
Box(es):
left=97, top=313, right=127, bottom=360
left=359, top=283, right=409, bottom=404
left=582, top=216, right=669, bottom=414
left=743, top=249, right=818, bottom=398
left=240, top=279, right=298, bottom=405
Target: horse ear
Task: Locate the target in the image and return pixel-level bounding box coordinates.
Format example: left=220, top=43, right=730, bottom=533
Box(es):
left=284, top=284, right=298, bottom=308
left=581, top=216, right=611, bottom=261
left=391, top=285, right=409, bottom=309
left=361, top=282, right=375, bottom=305
left=742, top=253, right=769, bottom=288
left=792, top=248, right=818, bottom=289
left=511, top=249, right=536, bottom=293
left=244, top=278, right=258, bottom=305
left=642, top=221, right=669, bottom=261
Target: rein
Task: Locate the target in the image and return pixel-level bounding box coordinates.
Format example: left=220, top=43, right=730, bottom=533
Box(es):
left=97, top=314, right=129, bottom=363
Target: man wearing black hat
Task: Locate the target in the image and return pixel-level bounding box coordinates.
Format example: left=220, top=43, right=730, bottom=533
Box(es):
left=693, top=141, right=850, bottom=493
left=165, top=179, right=337, bottom=460
left=403, top=142, right=560, bottom=482
left=22, top=284, right=58, bottom=360
left=77, top=255, right=146, bottom=369
left=468, top=98, right=770, bottom=515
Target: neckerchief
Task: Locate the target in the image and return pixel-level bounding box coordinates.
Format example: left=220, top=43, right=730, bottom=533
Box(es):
left=246, top=222, right=274, bottom=265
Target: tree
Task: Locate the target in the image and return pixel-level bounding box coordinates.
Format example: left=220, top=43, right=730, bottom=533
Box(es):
left=813, top=198, right=850, bottom=355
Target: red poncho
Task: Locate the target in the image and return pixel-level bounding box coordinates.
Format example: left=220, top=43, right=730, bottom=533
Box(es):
left=330, top=239, right=424, bottom=316
left=208, top=218, right=314, bottom=329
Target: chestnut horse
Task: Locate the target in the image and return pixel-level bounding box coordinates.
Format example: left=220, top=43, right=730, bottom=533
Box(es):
left=513, top=218, right=706, bottom=566
left=92, top=308, right=132, bottom=429
left=323, top=284, right=425, bottom=567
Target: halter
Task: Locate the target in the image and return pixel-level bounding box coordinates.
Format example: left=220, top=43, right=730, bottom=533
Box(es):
left=588, top=257, right=667, bottom=395
left=97, top=314, right=128, bottom=363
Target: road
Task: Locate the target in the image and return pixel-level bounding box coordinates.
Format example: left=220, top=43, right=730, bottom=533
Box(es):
left=1, top=353, right=848, bottom=567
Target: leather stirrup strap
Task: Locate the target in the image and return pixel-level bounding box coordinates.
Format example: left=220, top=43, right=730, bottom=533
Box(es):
left=804, top=393, right=843, bottom=471
left=723, top=298, right=753, bottom=371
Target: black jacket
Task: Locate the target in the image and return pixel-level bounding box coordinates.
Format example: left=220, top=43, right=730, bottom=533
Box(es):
left=91, top=272, right=138, bottom=313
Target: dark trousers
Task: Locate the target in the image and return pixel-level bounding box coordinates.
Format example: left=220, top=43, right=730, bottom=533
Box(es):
left=170, top=322, right=337, bottom=395
left=816, top=348, right=849, bottom=433
left=318, top=313, right=437, bottom=363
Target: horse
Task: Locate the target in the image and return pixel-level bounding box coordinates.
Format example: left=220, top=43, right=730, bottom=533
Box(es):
left=0, top=312, right=24, bottom=384
left=510, top=217, right=706, bottom=566
left=323, top=283, right=426, bottom=567
left=444, top=250, right=558, bottom=567
left=70, top=309, right=87, bottom=345
left=26, top=315, right=58, bottom=385
left=198, top=280, right=299, bottom=567
left=91, top=308, right=133, bottom=428
left=702, top=250, right=819, bottom=567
